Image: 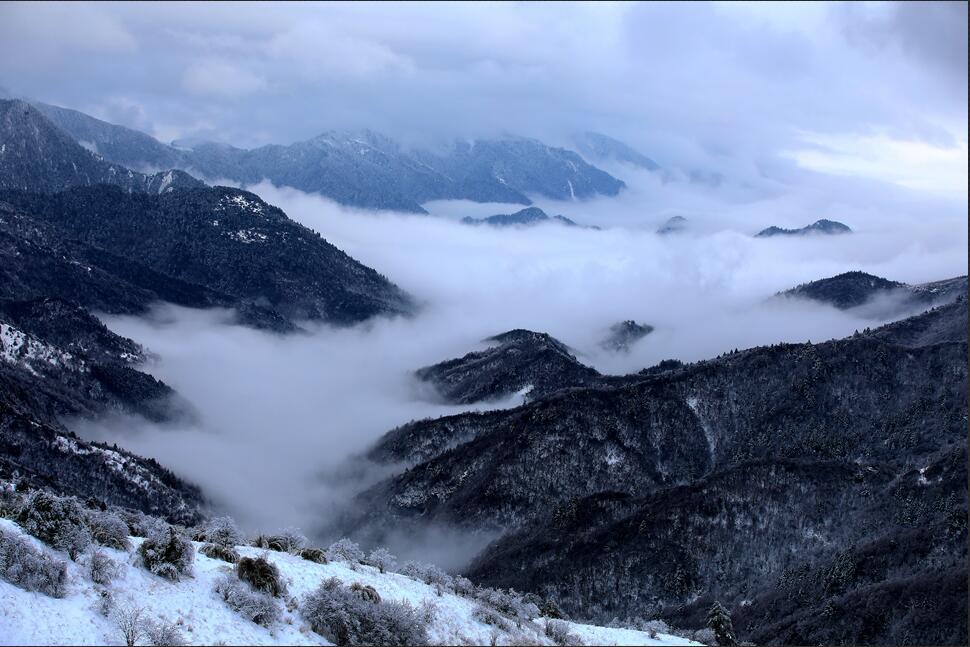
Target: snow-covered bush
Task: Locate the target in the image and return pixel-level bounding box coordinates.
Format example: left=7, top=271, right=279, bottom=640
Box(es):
left=452, top=575, right=475, bottom=596
left=119, top=510, right=156, bottom=538
left=205, top=516, right=244, bottom=549
left=400, top=560, right=454, bottom=589
left=350, top=581, right=382, bottom=603
left=199, top=542, right=239, bottom=563
left=472, top=604, right=513, bottom=632
left=88, top=548, right=119, bottom=585
left=16, top=491, right=92, bottom=559
left=298, top=547, right=328, bottom=564
left=214, top=573, right=282, bottom=627
left=326, top=537, right=364, bottom=563
left=0, top=481, right=24, bottom=519
left=87, top=511, right=131, bottom=551
left=365, top=546, right=397, bottom=573
left=139, top=524, right=193, bottom=581
left=418, top=599, right=438, bottom=625
left=301, top=576, right=430, bottom=646
left=236, top=555, right=286, bottom=597
left=0, top=527, right=68, bottom=597
left=475, top=586, right=539, bottom=622
left=639, top=619, right=671, bottom=638
left=143, top=617, right=187, bottom=646
left=545, top=619, right=583, bottom=646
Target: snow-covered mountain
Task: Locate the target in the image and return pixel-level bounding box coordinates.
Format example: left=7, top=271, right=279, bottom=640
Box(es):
left=32, top=102, right=627, bottom=213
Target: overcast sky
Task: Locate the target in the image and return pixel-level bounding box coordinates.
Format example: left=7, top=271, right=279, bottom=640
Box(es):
left=1, top=1, right=967, bottom=197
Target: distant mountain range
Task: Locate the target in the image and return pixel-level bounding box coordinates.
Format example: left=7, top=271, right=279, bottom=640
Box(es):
left=756, top=219, right=852, bottom=237
left=571, top=131, right=661, bottom=172
left=460, top=206, right=580, bottom=228
left=29, top=100, right=627, bottom=213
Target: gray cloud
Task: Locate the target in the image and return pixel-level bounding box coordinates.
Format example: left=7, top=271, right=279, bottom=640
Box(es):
left=1, top=1, right=965, bottom=167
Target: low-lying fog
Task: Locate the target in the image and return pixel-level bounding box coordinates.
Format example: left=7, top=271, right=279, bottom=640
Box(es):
left=72, top=169, right=967, bottom=568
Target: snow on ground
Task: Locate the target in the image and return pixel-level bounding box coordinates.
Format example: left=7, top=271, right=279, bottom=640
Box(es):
left=0, top=518, right=696, bottom=646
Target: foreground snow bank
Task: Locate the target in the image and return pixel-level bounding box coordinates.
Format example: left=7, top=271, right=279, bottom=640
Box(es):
left=0, top=518, right=695, bottom=646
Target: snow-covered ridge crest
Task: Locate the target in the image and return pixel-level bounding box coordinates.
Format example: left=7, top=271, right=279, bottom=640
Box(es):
left=0, top=321, right=82, bottom=376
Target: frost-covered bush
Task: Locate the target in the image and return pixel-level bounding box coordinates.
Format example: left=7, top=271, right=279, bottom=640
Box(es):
left=365, top=546, right=397, bottom=573
left=472, top=604, right=513, bottom=632
left=452, top=575, right=475, bottom=596
left=143, top=617, right=187, bottom=646
left=205, top=516, right=244, bottom=549
left=88, top=548, right=120, bottom=585
left=350, top=581, right=382, bottom=603
left=214, top=573, right=282, bottom=627
left=545, top=619, right=583, bottom=646
left=236, top=555, right=286, bottom=597
left=298, top=547, right=328, bottom=564
left=326, top=537, right=364, bottom=563
left=475, top=586, right=539, bottom=622
left=199, top=542, right=239, bottom=563
left=139, top=524, right=193, bottom=581
left=301, top=576, right=430, bottom=646
left=400, top=560, right=454, bottom=589
left=87, top=511, right=131, bottom=551
left=0, top=527, right=68, bottom=597
left=113, top=601, right=145, bottom=647
left=639, top=619, right=671, bottom=638
left=16, top=491, right=92, bottom=559
left=119, top=510, right=156, bottom=538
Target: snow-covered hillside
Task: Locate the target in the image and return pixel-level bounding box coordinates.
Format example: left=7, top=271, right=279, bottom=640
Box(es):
left=0, top=518, right=695, bottom=646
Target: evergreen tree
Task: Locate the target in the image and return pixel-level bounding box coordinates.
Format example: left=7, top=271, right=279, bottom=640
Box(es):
left=706, top=600, right=737, bottom=646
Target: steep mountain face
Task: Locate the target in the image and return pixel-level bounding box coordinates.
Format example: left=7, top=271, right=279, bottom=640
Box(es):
left=572, top=131, right=661, bottom=171
left=413, top=329, right=603, bottom=405
left=0, top=100, right=203, bottom=194
left=345, top=302, right=967, bottom=644
left=461, top=206, right=579, bottom=227
left=600, top=320, right=654, bottom=353
left=779, top=271, right=968, bottom=312
left=34, top=102, right=627, bottom=212
left=0, top=185, right=415, bottom=327
left=31, top=101, right=185, bottom=171
left=756, top=219, right=852, bottom=237
left=0, top=298, right=204, bottom=524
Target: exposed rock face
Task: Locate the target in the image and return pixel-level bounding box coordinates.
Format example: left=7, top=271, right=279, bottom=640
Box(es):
left=756, top=219, right=852, bottom=237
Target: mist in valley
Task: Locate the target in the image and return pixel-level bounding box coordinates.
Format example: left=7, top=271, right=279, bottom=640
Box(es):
left=69, top=168, right=967, bottom=568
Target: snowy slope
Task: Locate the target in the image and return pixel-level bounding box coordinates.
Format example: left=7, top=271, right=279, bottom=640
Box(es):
left=0, top=518, right=696, bottom=646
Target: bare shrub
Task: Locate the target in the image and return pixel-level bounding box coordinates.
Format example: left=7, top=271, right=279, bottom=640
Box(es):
left=236, top=554, right=286, bottom=597
left=139, top=524, right=193, bottom=581
left=204, top=516, right=244, bottom=549
left=199, top=542, right=240, bottom=563
left=143, top=617, right=187, bottom=646
left=114, top=601, right=145, bottom=647
left=350, top=581, right=382, bottom=604
left=298, top=547, right=328, bottom=564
